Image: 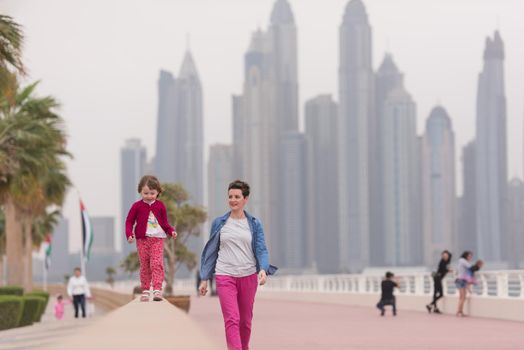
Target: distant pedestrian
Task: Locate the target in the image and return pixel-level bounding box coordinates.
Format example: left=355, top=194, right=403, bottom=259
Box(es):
left=426, top=250, right=452, bottom=314
left=455, top=251, right=474, bottom=317
left=376, top=271, right=399, bottom=316
left=54, top=294, right=68, bottom=320
left=125, top=175, right=177, bottom=302
left=67, top=267, right=91, bottom=318
left=199, top=180, right=278, bottom=350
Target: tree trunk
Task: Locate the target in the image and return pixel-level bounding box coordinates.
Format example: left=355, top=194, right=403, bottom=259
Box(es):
left=5, top=197, right=24, bottom=287
left=164, top=240, right=176, bottom=296
left=22, top=216, right=33, bottom=291
left=0, top=254, right=4, bottom=286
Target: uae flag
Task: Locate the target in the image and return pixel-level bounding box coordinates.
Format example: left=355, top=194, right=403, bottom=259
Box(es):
left=42, top=234, right=52, bottom=269
left=80, top=199, right=94, bottom=262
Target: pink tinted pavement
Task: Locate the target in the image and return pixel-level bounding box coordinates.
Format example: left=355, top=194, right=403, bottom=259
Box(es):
left=189, top=295, right=523, bottom=350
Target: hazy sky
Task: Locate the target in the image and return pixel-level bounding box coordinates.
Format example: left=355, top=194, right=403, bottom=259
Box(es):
left=3, top=0, right=524, bottom=251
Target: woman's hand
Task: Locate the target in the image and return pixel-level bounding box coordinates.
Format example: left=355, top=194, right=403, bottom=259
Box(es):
left=199, top=280, right=208, bottom=296
left=172, top=231, right=178, bottom=239
left=258, top=270, right=267, bottom=286
left=127, top=235, right=135, bottom=243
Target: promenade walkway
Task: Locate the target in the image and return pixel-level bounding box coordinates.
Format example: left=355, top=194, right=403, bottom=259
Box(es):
left=190, top=295, right=523, bottom=350
left=1, top=292, right=523, bottom=349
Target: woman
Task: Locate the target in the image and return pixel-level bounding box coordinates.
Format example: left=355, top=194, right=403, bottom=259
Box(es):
left=426, top=250, right=452, bottom=314
left=199, top=180, right=277, bottom=350
left=66, top=267, right=91, bottom=318
left=455, top=251, right=473, bottom=317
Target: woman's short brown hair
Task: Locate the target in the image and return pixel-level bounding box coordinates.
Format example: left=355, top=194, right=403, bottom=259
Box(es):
left=228, top=180, right=250, bottom=198
left=138, top=175, right=163, bottom=194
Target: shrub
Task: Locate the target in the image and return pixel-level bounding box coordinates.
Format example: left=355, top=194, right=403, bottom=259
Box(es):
left=26, top=291, right=50, bottom=322
left=0, top=286, right=24, bottom=296
left=0, top=296, right=23, bottom=330
left=18, top=296, right=45, bottom=327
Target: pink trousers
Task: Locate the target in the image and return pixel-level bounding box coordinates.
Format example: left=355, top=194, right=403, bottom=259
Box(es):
left=136, top=237, right=164, bottom=291
left=216, top=274, right=258, bottom=350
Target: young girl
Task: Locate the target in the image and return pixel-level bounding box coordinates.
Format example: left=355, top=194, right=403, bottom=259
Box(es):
left=125, top=175, right=177, bottom=302
left=54, top=294, right=67, bottom=320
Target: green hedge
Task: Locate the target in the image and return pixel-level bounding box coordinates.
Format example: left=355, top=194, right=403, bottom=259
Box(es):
left=26, top=291, right=50, bottom=322
left=0, top=296, right=24, bottom=330
left=0, top=286, right=24, bottom=296
left=18, top=296, right=45, bottom=327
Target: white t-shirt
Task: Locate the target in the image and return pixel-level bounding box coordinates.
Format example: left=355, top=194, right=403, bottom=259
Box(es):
left=146, top=211, right=167, bottom=238
left=215, top=217, right=257, bottom=277
left=67, top=276, right=91, bottom=297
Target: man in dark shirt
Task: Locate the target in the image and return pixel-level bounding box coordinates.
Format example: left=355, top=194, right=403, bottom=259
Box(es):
left=376, top=271, right=399, bottom=316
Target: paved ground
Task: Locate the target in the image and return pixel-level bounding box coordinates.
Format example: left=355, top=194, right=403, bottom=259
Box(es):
left=190, top=295, right=524, bottom=350
left=0, top=300, right=103, bottom=350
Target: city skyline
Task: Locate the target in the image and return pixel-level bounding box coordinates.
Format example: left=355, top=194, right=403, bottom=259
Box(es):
left=4, top=0, right=524, bottom=255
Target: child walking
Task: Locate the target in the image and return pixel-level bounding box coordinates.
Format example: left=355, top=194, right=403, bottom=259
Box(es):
left=54, top=294, right=67, bottom=320
left=125, top=175, right=177, bottom=302
left=376, top=271, right=399, bottom=316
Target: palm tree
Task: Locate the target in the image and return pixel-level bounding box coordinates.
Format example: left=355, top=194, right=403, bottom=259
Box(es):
left=0, top=15, right=25, bottom=100
left=0, top=81, right=70, bottom=288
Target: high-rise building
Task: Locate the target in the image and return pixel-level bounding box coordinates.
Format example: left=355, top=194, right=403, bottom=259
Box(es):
left=47, top=219, right=71, bottom=282
left=371, top=53, right=404, bottom=266
left=458, top=141, right=477, bottom=252
left=208, top=144, right=233, bottom=225
left=475, top=31, right=508, bottom=262
left=234, top=29, right=274, bottom=253
left=507, top=178, right=524, bottom=268
left=88, top=216, right=118, bottom=282
left=421, top=106, right=456, bottom=266
left=382, top=87, right=419, bottom=266
left=338, top=0, right=374, bottom=272
left=280, top=132, right=308, bottom=271
left=232, top=0, right=298, bottom=266
left=155, top=70, right=177, bottom=183
left=175, top=51, right=204, bottom=206
left=91, top=217, right=116, bottom=255
left=305, top=95, right=339, bottom=273
left=120, top=138, right=146, bottom=258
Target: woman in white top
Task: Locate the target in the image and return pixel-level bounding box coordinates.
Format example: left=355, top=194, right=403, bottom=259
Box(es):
left=199, top=180, right=277, bottom=350
left=67, top=267, right=91, bottom=318
left=455, top=251, right=473, bottom=317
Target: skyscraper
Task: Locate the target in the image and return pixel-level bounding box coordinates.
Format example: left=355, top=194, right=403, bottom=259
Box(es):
left=475, top=31, right=508, bottom=262
left=175, top=51, right=204, bottom=206
left=280, top=132, right=307, bottom=271
left=382, top=87, right=419, bottom=266
left=421, top=106, right=456, bottom=266
left=208, top=144, right=233, bottom=226
left=234, top=29, right=274, bottom=253
left=507, top=178, right=524, bottom=268
left=155, top=71, right=177, bottom=182
left=305, top=95, right=339, bottom=273
left=371, top=53, right=404, bottom=266
left=458, top=141, right=477, bottom=253
left=338, top=0, right=374, bottom=272
left=154, top=52, right=203, bottom=206
left=120, top=138, right=146, bottom=258
left=232, top=0, right=298, bottom=265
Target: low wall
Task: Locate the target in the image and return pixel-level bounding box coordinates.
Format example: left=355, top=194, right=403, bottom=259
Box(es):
left=257, top=290, right=524, bottom=322
left=38, top=298, right=221, bottom=350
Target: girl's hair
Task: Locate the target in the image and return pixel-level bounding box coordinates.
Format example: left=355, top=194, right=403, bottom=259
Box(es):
left=460, top=251, right=472, bottom=259
left=385, top=271, right=394, bottom=278
left=138, top=175, right=163, bottom=194
left=228, top=180, right=250, bottom=198
left=57, top=294, right=63, bottom=300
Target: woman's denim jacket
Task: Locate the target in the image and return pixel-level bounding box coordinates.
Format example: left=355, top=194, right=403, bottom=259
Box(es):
left=200, top=211, right=278, bottom=280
